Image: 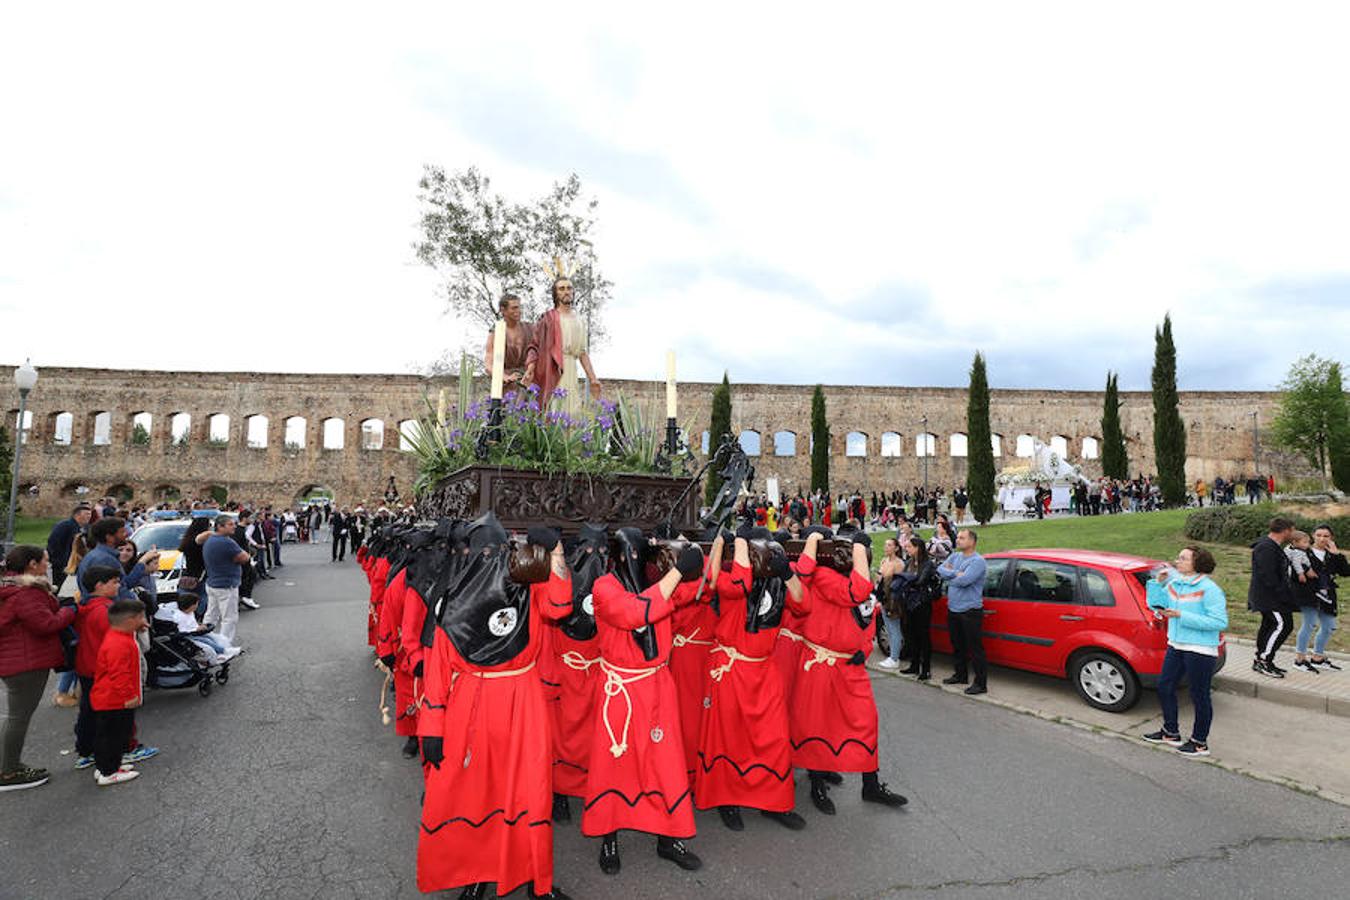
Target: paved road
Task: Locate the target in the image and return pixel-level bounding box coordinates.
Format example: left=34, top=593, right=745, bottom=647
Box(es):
left=3, top=541, right=1348, bottom=899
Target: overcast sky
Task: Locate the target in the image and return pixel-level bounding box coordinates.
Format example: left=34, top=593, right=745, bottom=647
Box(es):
left=3, top=2, right=1347, bottom=392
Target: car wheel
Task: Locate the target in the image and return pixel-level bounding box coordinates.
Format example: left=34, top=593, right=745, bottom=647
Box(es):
left=1069, top=650, right=1140, bottom=713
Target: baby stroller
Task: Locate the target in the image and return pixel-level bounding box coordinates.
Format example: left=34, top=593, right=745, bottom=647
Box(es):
left=281, top=519, right=300, bottom=543
left=146, top=619, right=233, bottom=697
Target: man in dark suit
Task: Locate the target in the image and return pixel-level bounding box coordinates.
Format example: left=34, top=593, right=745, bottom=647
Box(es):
left=330, top=507, right=349, bottom=562
left=46, top=502, right=93, bottom=590
left=1249, top=516, right=1295, bottom=676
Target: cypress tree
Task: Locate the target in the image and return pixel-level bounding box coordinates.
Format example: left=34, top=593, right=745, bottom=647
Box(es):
left=1324, top=363, right=1350, bottom=492
left=810, top=385, right=830, bottom=496
left=1100, top=371, right=1129, bottom=479
left=966, top=353, right=996, bottom=524
left=1151, top=315, right=1188, bottom=505
left=704, top=372, right=732, bottom=506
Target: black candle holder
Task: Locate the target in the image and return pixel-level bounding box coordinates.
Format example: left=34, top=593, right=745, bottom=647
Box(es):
left=474, top=397, right=505, bottom=459
left=665, top=416, right=678, bottom=456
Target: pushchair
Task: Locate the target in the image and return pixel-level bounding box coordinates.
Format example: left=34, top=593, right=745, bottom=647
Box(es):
left=146, top=619, right=233, bottom=697
left=281, top=519, right=300, bottom=543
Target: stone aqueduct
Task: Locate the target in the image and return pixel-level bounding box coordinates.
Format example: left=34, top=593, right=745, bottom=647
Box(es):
left=4, top=366, right=1283, bottom=517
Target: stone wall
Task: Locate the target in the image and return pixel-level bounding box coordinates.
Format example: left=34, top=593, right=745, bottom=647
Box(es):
left=2, top=365, right=1290, bottom=516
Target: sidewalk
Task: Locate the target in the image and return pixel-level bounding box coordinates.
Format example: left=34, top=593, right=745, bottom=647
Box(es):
left=1214, top=638, right=1350, bottom=717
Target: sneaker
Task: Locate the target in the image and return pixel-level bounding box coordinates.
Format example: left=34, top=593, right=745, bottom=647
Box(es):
left=122, top=746, right=160, bottom=764
left=96, top=769, right=140, bottom=786
left=941, top=674, right=968, bottom=686
left=1142, top=730, right=1184, bottom=747
left=240, top=597, right=260, bottom=610
left=74, top=755, right=96, bottom=770
left=963, top=683, right=988, bottom=696
left=878, top=658, right=900, bottom=670
left=1175, top=740, right=1211, bottom=758
left=1312, top=657, right=1343, bottom=671
left=52, top=691, right=78, bottom=708
left=1267, top=662, right=1289, bottom=676
left=1253, top=660, right=1284, bottom=679
left=1294, top=659, right=1320, bottom=675
left=0, top=768, right=50, bottom=792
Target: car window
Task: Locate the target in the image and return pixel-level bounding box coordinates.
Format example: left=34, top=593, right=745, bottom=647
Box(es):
left=1080, top=568, right=1115, bottom=607
left=130, top=523, right=188, bottom=551
left=983, top=558, right=1011, bottom=599
left=1010, top=560, right=1079, bottom=603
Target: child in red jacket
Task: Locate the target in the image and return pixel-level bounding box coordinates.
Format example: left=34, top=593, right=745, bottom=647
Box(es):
left=90, top=598, right=148, bottom=786
left=72, top=565, right=120, bottom=769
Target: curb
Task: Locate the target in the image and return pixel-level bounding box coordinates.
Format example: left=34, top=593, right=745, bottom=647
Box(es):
left=868, top=663, right=1350, bottom=808
left=1214, top=638, right=1350, bottom=719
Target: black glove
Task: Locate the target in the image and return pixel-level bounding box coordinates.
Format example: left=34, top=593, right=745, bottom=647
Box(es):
left=851, top=531, right=873, bottom=547
left=768, top=553, right=792, bottom=581
left=421, top=736, right=444, bottom=769
left=847, top=650, right=866, bottom=666
left=718, top=528, right=735, bottom=544
left=379, top=654, right=396, bottom=670
left=802, top=525, right=833, bottom=541
left=412, top=661, right=424, bottom=678
left=675, top=544, right=705, bottom=578
left=735, top=521, right=756, bottom=541
left=526, top=526, right=562, bottom=551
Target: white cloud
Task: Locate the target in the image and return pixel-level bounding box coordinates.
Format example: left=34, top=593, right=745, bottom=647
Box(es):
left=3, top=1, right=1348, bottom=391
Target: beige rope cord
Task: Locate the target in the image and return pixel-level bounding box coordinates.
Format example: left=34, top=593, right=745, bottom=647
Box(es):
left=799, top=636, right=855, bottom=671
left=707, top=643, right=770, bottom=682
left=598, top=659, right=663, bottom=758
left=561, top=649, right=602, bottom=672
left=450, top=658, right=538, bottom=684
left=779, top=628, right=804, bottom=643
left=672, top=626, right=715, bottom=649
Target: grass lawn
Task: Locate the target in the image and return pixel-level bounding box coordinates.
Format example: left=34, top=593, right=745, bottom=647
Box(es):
left=11, top=516, right=59, bottom=548
left=872, top=509, right=1345, bottom=653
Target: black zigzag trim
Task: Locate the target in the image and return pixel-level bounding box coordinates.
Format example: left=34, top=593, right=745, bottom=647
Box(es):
left=582, top=786, right=692, bottom=814
left=790, top=735, right=877, bottom=756
left=554, top=759, right=589, bottom=773
left=421, top=808, right=552, bottom=834
left=420, top=699, right=446, bottom=711
left=540, top=678, right=562, bottom=688
left=696, top=751, right=791, bottom=782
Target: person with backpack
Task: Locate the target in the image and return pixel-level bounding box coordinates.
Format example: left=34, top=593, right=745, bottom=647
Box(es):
left=895, top=536, right=937, bottom=680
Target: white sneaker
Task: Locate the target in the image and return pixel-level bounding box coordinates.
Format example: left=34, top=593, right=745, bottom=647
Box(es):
left=96, top=769, right=140, bottom=786
left=220, top=647, right=243, bottom=661
left=878, top=658, right=901, bottom=670
left=240, top=597, right=260, bottom=610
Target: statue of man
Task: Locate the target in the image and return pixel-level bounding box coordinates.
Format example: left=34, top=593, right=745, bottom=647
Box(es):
left=483, top=292, right=535, bottom=389
left=526, top=276, right=601, bottom=413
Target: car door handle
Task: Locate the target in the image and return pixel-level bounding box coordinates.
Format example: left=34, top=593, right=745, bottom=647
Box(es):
left=1059, top=614, right=1085, bottom=621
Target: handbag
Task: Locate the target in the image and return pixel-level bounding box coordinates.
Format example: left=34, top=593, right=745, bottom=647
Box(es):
left=178, top=574, right=200, bottom=591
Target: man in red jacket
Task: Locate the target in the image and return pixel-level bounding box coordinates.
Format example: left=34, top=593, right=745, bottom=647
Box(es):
left=90, top=598, right=148, bottom=786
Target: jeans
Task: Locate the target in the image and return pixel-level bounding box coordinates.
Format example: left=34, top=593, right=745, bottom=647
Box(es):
left=948, top=608, right=987, bottom=686
left=1157, top=646, right=1216, bottom=743
left=56, top=670, right=78, bottom=694
left=1, top=669, right=49, bottom=773
left=204, top=584, right=241, bottom=647
left=904, top=604, right=933, bottom=674
left=1297, top=607, right=1338, bottom=656
left=271, top=539, right=282, bottom=565
left=881, top=612, right=904, bottom=662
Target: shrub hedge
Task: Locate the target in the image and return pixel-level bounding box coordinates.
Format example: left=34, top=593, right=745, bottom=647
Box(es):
left=1184, top=502, right=1350, bottom=545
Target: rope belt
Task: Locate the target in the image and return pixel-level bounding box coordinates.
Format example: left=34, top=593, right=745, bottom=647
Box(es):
left=708, top=643, right=769, bottom=682
left=800, top=637, right=854, bottom=671
left=779, top=628, right=804, bottom=643
left=561, top=650, right=602, bottom=672
left=673, top=627, right=714, bottom=649
left=598, top=659, right=663, bottom=759
left=452, top=658, right=538, bottom=684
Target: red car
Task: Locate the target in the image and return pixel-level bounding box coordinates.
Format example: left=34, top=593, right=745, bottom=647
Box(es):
left=915, top=549, right=1227, bottom=712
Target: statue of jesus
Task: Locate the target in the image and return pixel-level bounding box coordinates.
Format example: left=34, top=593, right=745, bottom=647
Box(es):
left=525, top=275, right=601, bottom=414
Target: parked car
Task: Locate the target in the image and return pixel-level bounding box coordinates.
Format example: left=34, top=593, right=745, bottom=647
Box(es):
left=877, top=549, right=1226, bottom=712
left=131, top=511, right=237, bottom=600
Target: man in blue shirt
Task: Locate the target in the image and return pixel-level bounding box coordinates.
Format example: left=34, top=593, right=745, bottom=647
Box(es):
left=936, top=529, right=989, bottom=695
left=76, top=517, right=158, bottom=601
left=200, top=516, right=252, bottom=648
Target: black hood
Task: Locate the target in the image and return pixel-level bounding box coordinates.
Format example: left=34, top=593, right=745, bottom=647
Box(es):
left=613, top=526, right=649, bottom=594
left=560, top=523, right=609, bottom=641
left=432, top=512, right=531, bottom=667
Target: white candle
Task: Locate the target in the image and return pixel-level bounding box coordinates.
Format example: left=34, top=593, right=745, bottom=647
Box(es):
left=436, top=388, right=447, bottom=426
left=665, top=350, right=677, bottom=419
left=490, top=321, right=506, bottom=399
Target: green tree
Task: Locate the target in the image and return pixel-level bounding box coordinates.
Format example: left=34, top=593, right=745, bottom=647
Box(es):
left=0, top=424, right=12, bottom=518
left=131, top=423, right=151, bottom=446
left=704, top=373, right=733, bottom=506
left=1100, top=371, right=1129, bottom=479
left=1151, top=314, right=1188, bottom=505
left=415, top=166, right=612, bottom=371
left=1270, top=354, right=1350, bottom=491
left=810, top=385, right=830, bottom=496
left=966, top=353, right=995, bottom=524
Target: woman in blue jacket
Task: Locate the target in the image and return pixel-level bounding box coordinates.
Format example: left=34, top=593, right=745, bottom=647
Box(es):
left=1141, top=546, right=1228, bottom=758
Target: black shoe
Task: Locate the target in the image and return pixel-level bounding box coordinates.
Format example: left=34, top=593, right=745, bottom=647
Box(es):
left=1141, top=730, right=1183, bottom=747
left=530, top=889, right=573, bottom=900
left=656, top=837, right=702, bottom=871
left=458, top=884, right=487, bottom=900
left=552, top=793, right=571, bottom=823
left=401, top=736, right=419, bottom=759
left=1254, top=660, right=1284, bottom=678
left=916, top=670, right=931, bottom=681
left=599, top=835, right=620, bottom=875
left=820, top=771, right=843, bottom=786
left=809, top=781, right=836, bottom=815
left=964, top=683, right=987, bottom=696
left=861, top=781, right=909, bottom=807
left=899, top=666, right=920, bottom=675
left=1294, top=659, right=1320, bottom=675
left=942, top=674, right=968, bottom=685
left=760, top=809, right=807, bottom=830
left=1251, top=659, right=1266, bottom=673
left=1268, top=662, right=1289, bottom=677
left=717, top=805, right=744, bottom=831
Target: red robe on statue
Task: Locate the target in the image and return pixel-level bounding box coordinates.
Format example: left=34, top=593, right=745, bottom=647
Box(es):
left=416, top=571, right=573, bottom=896
left=789, top=555, right=880, bottom=773
left=582, top=573, right=695, bottom=839
left=695, top=562, right=808, bottom=813
left=525, top=308, right=566, bottom=401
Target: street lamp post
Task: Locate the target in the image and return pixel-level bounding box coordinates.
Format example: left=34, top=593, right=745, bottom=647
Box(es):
left=5, top=360, right=38, bottom=548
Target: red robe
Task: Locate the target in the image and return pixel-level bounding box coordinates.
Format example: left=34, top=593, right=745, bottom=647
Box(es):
left=367, top=556, right=391, bottom=648
left=668, top=571, right=717, bottom=780
left=582, top=573, right=695, bottom=839
left=399, top=573, right=432, bottom=740
left=695, top=563, right=807, bottom=812
left=416, top=571, right=573, bottom=896
left=525, top=308, right=566, bottom=401
left=375, top=568, right=417, bottom=737
left=789, top=556, right=879, bottom=773
left=549, top=624, right=600, bottom=798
